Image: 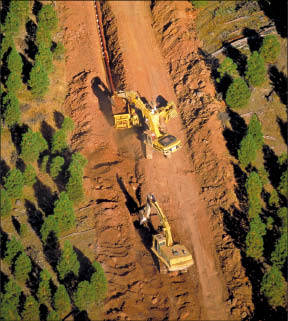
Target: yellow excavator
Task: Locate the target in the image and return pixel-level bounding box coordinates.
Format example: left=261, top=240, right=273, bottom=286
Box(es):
left=111, top=90, right=182, bottom=159
left=139, top=194, right=194, bottom=273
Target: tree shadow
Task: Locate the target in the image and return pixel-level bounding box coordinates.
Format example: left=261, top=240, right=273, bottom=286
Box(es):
left=242, top=28, right=263, bottom=52
left=222, top=108, right=248, bottom=158
left=74, top=310, right=91, bottom=321
left=91, top=76, right=113, bottom=126
left=73, top=247, right=95, bottom=283
left=262, top=144, right=282, bottom=188
left=33, top=178, right=57, bottom=215
left=24, top=199, right=44, bottom=237
left=258, top=0, right=287, bottom=38
left=10, top=123, right=29, bottom=154
left=53, top=110, right=64, bottom=129
left=15, top=158, right=25, bottom=172
left=20, top=53, right=33, bottom=84
left=25, top=250, right=43, bottom=296
left=39, top=304, right=49, bottom=321
left=0, top=0, right=10, bottom=24
left=0, top=228, right=9, bottom=259
left=40, top=120, right=55, bottom=150
left=277, top=117, right=288, bottom=145
left=12, top=216, right=21, bottom=234
left=0, top=270, right=9, bottom=293
left=43, top=231, right=61, bottom=270
left=24, top=19, right=38, bottom=60
left=32, top=0, right=43, bottom=18
left=0, top=159, right=10, bottom=185
left=269, top=66, right=288, bottom=106
left=0, top=47, right=10, bottom=84
left=223, top=42, right=247, bottom=77
left=116, top=174, right=139, bottom=214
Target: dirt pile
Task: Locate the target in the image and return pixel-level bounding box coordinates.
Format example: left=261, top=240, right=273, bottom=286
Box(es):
left=151, top=1, right=253, bottom=319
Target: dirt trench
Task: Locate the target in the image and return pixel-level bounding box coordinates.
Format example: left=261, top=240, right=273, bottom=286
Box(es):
left=59, top=1, right=253, bottom=320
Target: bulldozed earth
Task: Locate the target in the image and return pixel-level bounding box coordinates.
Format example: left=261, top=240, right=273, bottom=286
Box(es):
left=58, top=1, right=255, bottom=320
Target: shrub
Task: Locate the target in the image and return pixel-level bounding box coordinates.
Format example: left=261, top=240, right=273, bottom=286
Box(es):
left=225, top=78, right=251, bottom=109
left=28, top=60, right=50, bottom=98
left=51, top=129, right=67, bottom=153
left=37, top=270, right=52, bottom=305
left=4, top=168, right=24, bottom=199
left=38, top=4, right=58, bottom=34
left=247, top=114, right=264, bottom=150
left=61, top=117, right=74, bottom=133
left=36, top=43, right=54, bottom=74
left=14, top=252, right=32, bottom=283
left=74, top=280, right=93, bottom=311
left=90, top=261, right=108, bottom=304
left=53, top=42, right=65, bottom=60
left=40, top=215, right=59, bottom=243
left=217, top=57, right=238, bottom=80
left=6, top=71, right=22, bottom=93
left=53, top=192, right=76, bottom=232
left=4, top=236, right=23, bottom=265
left=245, top=51, right=266, bottom=87
left=20, top=129, right=48, bottom=163
left=271, top=233, right=288, bottom=268
left=40, top=155, right=49, bottom=172
left=53, top=285, right=71, bottom=318
left=261, top=265, right=286, bottom=308
left=0, top=189, right=12, bottom=217
left=2, top=92, right=21, bottom=127
left=7, top=47, right=23, bottom=74
left=260, top=35, right=281, bottom=63
left=50, top=156, right=64, bottom=178
left=57, top=240, right=80, bottom=280
left=238, top=134, right=257, bottom=167
left=21, top=296, right=40, bottom=321
left=23, top=164, right=37, bottom=186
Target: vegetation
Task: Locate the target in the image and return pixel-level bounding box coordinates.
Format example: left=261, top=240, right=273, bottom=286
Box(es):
left=245, top=51, right=266, bottom=87
left=20, top=129, right=48, bottom=163
left=190, top=0, right=208, bottom=8
left=270, top=233, right=287, bottom=268
left=14, top=252, right=32, bottom=283
left=57, top=240, right=80, bottom=280
left=38, top=4, right=58, bottom=34
left=28, top=60, right=50, bottom=98
left=0, top=280, right=22, bottom=321
left=90, top=261, right=108, bottom=304
left=4, top=236, right=23, bottom=265
left=21, top=296, right=40, bottom=321
left=35, top=43, right=54, bottom=74
left=238, top=134, right=257, bottom=167
left=225, top=78, right=251, bottom=109
left=47, top=310, right=60, bottom=321
left=50, top=156, right=64, bottom=178
left=51, top=129, right=68, bottom=153
left=74, top=280, right=93, bottom=311
left=53, top=192, right=76, bottom=232
left=2, top=92, right=21, bottom=127
left=0, top=189, right=12, bottom=217
left=278, top=169, right=288, bottom=198
left=37, top=270, right=52, bottom=305
left=53, top=285, right=71, bottom=318
left=40, top=155, right=49, bottom=172
left=7, top=46, right=23, bottom=74
left=40, top=215, right=59, bottom=243
left=259, top=35, right=281, bottom=63
left=216, top=57, right=238, bottom=80
left=4, top=169, right=24, bottom=199
left=23, top=164, right=37, bottom=186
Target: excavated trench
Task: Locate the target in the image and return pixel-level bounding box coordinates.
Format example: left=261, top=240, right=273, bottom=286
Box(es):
left=61, top=1, right=255, bottom=320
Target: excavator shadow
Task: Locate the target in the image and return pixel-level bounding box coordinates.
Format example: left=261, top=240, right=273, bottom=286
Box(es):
left=91, top=77, right=114, bottom=126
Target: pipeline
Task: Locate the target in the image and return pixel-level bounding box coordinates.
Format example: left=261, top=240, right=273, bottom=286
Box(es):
left=94, top=0, right=116, bottom=93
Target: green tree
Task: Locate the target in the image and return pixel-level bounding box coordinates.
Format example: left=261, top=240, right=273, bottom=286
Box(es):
left=4, top=169, right=24, bottom=199
left=0, top=189, right=12, bottom=217
left=271, top=233, right=288, bottom=268
left=20, top=129, right=48, bottom=163
left=4, top=236, right=23, bottom=265
left=37, top=269, right=52, bottom=305
left=261, top=265, right=286, bottom=308
left=278, top=169, right=288, bottom=198
left=245, top=228, right=264, bottom=260
left=57, top=240, right=80, bottom=280
left=23, top=164, right=37, bottom=186
left=0, top=35, right=13, bottom=59
left=2, top=92, right=21, bottom=127
left=6, top=71, right=22, bottom=93
left=35, top=43, right=54, bottom=74
left=90, top=261, right=108, bottom=304
left=238, top=134, right=257, bottom=167
left=50, top=156, right=64, bottom=178
left=21, top=296, right=40, bottom=321
left=51, top=129, right=68, bottom=153
left=14, top=252, right=32, bottom=283
left=40, top=215, right=59, bottom=243
left=28, top=60, right=50, bottom=98
left=217, top=57, right=238, bottom=80
left=7, top=47, right=23, bottom=74
left=40, top=155, right=49, bottom=172
left=66, top=174, right=84, bottom=204
left=61, top=117, right=74, bottom=133
left=249, top=215, right=266, bottom=236
left=69, top=152, right=87, bottom=175
left=268, top=189, right=279, bottom=207
left=2, top=279, right=22, bottom=307
left=38, top=4, right=58, bottom=34
left=53, top=192, right=76, bottom=232
left=225, top=78, right=251, bottom=109
left=247, top=196, right=262, bottom=219
left=0, top=301, right=21, bottom=321
left=53, top=285, right=71, bottom=318
left=74, top=280, right=93, bottom=311
left=258, top=166, right=269, bottom=186
left=190, top=0, right=208, bottom=8
left=266, top=216, right=274, bottom=230
left=246, top=171, right=263, bottom=199
left=247, top=114, right=263, bottom=150
left=260, top=35, right=281, bottom=63
left=245, top=51, right=266, bottom=87
left=47, top=310, right=60, bottom=321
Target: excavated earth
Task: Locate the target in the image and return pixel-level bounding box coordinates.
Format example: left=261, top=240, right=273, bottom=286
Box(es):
left=59, top=1, right=254, bottom=320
